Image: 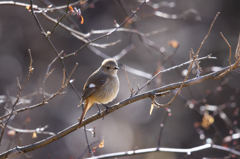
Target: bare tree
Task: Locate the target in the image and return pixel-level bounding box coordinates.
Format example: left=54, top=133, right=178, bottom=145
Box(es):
left=0, top=0, right=239, bottom=159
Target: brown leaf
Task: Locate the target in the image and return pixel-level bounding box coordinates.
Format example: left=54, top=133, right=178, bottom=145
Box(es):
left=32, top=132, right=37, bottom=138
left=168, top=40, right=179, bottom=48
left=79, top=15, right=84, bottom=24
left=93, top=139, right=104, bottom=151
left=98, top=139, right=104, bottom=148
left=26, top=5, right=31, bottom=10
left=201, top=113, right=214, bottom=129
left=69, top=6, right=74, bottom=12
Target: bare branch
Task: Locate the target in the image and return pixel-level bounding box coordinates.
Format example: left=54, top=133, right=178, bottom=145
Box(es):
left=84, top=143, right=240, bottom=159
left=195, top=12, right=220, bottom=56
left=134, top=54, right=216, bottom=95
left=71, top=32, right=121, bottom=48
left=7, top=125, right=55, bottom=136
left=0, top=63, right=239, bottom=158
left=220, top=32, right=232, bottom=69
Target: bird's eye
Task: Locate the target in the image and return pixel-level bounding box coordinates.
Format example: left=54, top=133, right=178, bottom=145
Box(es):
left=106, top=66, right=110, bottom=69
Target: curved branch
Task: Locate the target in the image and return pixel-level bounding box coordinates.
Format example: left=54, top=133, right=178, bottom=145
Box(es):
left=0, top=63, right=239, bottom=158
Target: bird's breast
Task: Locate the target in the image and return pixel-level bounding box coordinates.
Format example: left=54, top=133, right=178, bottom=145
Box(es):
left=93, top=76, right=119, bottom=104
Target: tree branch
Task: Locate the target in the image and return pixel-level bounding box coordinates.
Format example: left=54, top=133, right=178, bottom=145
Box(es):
left=85, top=143, right=240, bottom=159
left=0, top=62, right=239, bottom=158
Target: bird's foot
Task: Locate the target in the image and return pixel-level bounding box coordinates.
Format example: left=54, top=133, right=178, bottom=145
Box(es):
left=102, top=104, right=110, bottom=114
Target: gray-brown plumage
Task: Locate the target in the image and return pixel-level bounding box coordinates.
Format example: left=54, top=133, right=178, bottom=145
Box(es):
left=78, top=59, right=119, bottom=127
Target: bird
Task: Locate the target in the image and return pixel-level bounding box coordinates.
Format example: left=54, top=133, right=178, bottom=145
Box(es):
left=78, top=59, right=120, bottom=127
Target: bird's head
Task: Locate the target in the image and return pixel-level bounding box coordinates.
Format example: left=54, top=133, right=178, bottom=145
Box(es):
left=101, top=59, right=119, bottom=76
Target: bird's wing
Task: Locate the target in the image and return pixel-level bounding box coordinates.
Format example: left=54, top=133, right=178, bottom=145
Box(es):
left=81, top=71, right=108, bottom=101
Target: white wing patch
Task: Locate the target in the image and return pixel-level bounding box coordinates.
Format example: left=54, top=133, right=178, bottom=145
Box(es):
left=89, top=83, right=96, bottom=88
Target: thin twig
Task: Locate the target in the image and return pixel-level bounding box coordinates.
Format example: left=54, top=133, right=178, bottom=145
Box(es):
left=213, top=36, right=240, bottom=80
left=47, top=0, right=71, bottom=36
left=195, top=12, right=220, bottom=57
left=7, top=125, right=55, bottom=136
left=42, top=51, right=64, bottom=99
left=71, top=32, right=121, bottom=48
left=220, top=32, right=232, bottom=70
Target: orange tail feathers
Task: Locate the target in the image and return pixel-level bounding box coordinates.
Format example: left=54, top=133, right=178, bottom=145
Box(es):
left=78, top=99, right=93, bottom=128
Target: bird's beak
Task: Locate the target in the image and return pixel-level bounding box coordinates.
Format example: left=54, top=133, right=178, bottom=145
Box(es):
left=114, top=67, right=119, bottom=70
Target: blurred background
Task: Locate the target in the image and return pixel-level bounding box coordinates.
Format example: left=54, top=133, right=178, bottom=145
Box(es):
left=0, top=0, right=240, bottom=158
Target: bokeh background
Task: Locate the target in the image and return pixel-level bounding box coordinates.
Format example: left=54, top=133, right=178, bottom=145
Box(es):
left=0, top=0, right=240, bottom=158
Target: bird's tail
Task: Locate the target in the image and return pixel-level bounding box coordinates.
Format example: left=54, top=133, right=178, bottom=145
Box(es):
left=78, top=99, right=92, bottom=128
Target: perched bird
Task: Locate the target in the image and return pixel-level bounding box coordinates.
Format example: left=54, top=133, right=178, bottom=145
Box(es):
left=78, top=59, right=120, bottom=127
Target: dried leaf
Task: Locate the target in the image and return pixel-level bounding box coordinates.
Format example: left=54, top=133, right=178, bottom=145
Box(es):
left=32, top=132, right=37, bottom=138
left=93, top=139, right=104, bottom=151
left=69, top=6, right=74, bottom=12
left=201, top=113, right=214, bottom=129
left=79, top=15, right=84, bottom=24
left=26, top=5, right=31, bottom=10
left=168, top=40, right=179, bottom=48
left=98, top=139, right=104, bottom=148
left=149, top=103, right=154, bottom=115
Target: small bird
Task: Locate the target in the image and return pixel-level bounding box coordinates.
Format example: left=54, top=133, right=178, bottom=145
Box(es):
left=78, top=59, right=120, bottom=127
